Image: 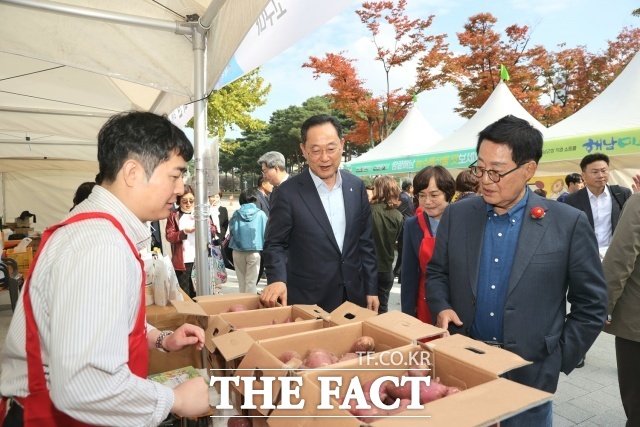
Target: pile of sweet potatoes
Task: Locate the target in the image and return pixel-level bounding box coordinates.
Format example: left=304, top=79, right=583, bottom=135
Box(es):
left=344, top=364, right=460, bottom=422
left=276, top=336, right=377, bottom=369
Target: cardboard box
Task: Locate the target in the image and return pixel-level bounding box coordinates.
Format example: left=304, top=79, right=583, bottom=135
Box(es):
left=207, top=302, right=378, bottom=385
left=146, top=289, right=204, bottom=375
left=267, top=336, right=553, bottom=427
left=233, top=311, right=445, bottom=415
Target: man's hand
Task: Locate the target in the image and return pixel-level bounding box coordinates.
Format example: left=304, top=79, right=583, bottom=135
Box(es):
left=633, top=174, right=640, bottom=193
left=171, top=377, right=210, bottom=417
left=436, top=309, right=463, bottom=337
left=185, top=227, right=195, bottom=234
left=164, top=323, right=205, bottom=352
left=260, top=281, right=287, bottom=307
left=366, top=295, right=380, bottom=313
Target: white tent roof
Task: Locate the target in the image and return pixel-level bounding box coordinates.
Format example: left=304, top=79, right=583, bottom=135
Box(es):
left=348, top=103, right=442, bottom=164
left=426, top=80, right=547, bottom=154
left=545, top=52, right=640, bottom=139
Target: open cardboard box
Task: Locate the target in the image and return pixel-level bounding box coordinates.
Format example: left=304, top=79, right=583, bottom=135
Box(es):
left=233, top=311, right=446, bottom=415
left=209, top=302, right=380, bottom=369
left=267, top=337, right=553, bottom=427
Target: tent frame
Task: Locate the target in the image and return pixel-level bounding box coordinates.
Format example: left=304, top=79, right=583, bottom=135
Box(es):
left=4, top=0, right=222, bottom=297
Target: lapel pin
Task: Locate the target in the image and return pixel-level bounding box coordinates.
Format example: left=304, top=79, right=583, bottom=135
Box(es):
left=350, top=188, right=353, bottom=192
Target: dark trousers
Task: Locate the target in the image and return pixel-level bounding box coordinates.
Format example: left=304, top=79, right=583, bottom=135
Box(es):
left=376, top=271, right=394, bottom=314
left=176, top=262, right=195, bottom=298
left=3, top=400, right=23, bottom=427
left=501, top=401, right=552, bottom=426
left=616, top=336, right=640, bottom=426
left=256, top=252, right=265, bottom=286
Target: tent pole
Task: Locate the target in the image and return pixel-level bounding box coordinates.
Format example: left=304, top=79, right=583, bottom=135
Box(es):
left=2, top=0, right=193, bottom=35
left=1, top=172, right=5, bottom=222
left=191, top=26, right=212, bottom=297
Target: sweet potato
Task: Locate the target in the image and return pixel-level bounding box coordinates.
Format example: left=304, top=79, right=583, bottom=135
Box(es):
left=303, top=348, right=338, bottom=368
left=418, top=377, right=450, bottom=403
left=227, top=416, right=252, bottom=427
left=228, top=304, right=249, bottom=312
left=407, top=363, right=430, bottom=377
left=350, top=336, right=376, bottom=353
left=278, top=350, right=301, bottom=364
left=337, top=352, right=360, bottom=363
left=363, top=378, right=393, bottom=405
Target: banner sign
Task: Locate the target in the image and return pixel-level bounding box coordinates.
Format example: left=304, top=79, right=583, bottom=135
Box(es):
left=344, top=127, right=640, bottom=176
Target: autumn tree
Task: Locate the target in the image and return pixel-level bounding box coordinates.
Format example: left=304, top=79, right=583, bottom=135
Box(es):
left=449, top=13, right=547, bottom=120
left=187, top=68, right=271, bottom=139
left=304, top=0, right=449, bottom=148
left=539, top=26, right=640, bottom=126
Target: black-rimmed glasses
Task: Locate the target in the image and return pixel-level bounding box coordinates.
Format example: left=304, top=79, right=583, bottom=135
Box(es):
left=468, top=160, right=525, bottom=183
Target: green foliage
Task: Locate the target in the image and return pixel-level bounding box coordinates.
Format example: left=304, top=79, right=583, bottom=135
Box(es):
left=187, top=68, right=271, bottom=139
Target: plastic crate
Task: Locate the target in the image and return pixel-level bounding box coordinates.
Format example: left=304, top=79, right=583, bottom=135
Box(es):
left=4, top=247, right=33, bottom=277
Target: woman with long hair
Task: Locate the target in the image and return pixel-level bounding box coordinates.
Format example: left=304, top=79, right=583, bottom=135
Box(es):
left=369, top=175, right=404, bottom=313
left=401, top=166, right=455, bottom=323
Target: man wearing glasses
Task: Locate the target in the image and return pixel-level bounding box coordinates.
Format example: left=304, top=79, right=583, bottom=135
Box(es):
left=260, top=114, right=379, bottom=313
left=427, top=115, right=607, bottom=426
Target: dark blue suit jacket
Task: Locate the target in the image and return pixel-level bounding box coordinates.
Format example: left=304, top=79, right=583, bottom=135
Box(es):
left=400, top=212, right=433, bottom=316
left=263, top=168, right=377, bottom=312
left=427, top=192, right=607, bottom=393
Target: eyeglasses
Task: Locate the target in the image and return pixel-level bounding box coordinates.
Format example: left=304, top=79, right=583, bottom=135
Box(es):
left=307, top=146, right=342, bottom=159
left=261, top=168, right=271, bottom=175
left=469, top=160, right=525, bottom=183
left=417, top=192, right=444, bottom=201
left=180, top=198, right=195, bottom=204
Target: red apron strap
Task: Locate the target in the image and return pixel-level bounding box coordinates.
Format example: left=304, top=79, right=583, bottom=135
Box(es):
left=22, top=212, right=147, bottom=391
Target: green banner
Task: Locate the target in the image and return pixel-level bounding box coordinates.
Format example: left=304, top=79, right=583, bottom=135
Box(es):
left=344, top=127, right=640, bottom=177
left=540, top=127, right=640, bottom=162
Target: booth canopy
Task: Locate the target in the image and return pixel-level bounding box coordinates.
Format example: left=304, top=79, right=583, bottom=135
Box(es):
left=537, top=52, right=640, bottom=184
left=344, top=103, right=442, bottom=176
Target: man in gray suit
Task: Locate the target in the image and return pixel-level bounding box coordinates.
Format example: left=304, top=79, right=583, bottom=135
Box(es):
left=427, top=115, right=607, bottom=426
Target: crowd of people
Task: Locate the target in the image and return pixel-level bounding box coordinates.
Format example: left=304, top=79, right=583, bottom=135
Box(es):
left=0, top=110, right=638, bottom=426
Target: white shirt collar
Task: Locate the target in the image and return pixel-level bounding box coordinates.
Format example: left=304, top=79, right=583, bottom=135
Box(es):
left=309, top=168, right=342, bottom=190
left=586, top=185, right=610, bottom=199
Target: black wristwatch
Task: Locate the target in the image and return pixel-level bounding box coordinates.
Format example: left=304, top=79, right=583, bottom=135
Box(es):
left=155, top=330, right=173, bottom=352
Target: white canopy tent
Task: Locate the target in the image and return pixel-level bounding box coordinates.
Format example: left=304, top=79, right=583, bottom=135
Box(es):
left=537, top=52, right=640, bottom=185
left=343, top=103, right=442, bottom=176
left=0, top=0, right=355, bottom=295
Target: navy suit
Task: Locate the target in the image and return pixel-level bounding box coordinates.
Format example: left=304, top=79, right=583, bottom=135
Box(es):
left=400, top=212, right=433, bottom=316
left=263, top=169, right=377, bottom=312
left=427, top=192, right=607, bottom=393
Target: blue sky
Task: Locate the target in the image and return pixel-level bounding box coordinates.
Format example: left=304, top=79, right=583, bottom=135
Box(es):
left=223, top=0, right=638, bottom=139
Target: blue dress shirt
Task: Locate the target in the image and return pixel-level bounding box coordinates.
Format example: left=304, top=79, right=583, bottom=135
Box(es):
left=471, top=190, right=529, bottom=343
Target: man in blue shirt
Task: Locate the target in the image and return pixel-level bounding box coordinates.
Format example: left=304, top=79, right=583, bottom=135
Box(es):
left=427, top=115, right=607, bottom=426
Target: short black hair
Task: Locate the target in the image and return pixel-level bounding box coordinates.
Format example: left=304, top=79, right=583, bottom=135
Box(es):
left=477, top=115, right=543, bottom=165
left=565, top=173, right=583, bottom=187
left=580, top=153, right=610, bottom=171
left=300, top=114, right=342, bottom=144
left=239, top=190, right=257, bottom=205
left=401, top=179, right=413, bottom=191
left=72, top=181, right=96, bottom=207
left=97, top=111, right=193, bottom=184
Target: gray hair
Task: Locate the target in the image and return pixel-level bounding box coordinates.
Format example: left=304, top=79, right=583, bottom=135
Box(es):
left=257, top=151, right=286, bottom=170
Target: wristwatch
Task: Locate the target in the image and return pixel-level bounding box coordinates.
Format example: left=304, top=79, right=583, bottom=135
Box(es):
left=155, top=330, right=173, bottom=352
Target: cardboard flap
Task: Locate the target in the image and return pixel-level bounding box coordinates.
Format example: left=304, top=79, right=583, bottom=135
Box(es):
left=170, top=299, right=208, bottom=316
left=212, top=330, right=255, bottom=361
left=204, top=316, right=233, bottom=353
left=327, top=301, right=377, bottom=326
left=426, top=334, right=530, bottom=376
left=365, top=310, right=446, bottom=341
left=292, top=304, right=331, bottom=320
left=375, top=378, right=552, bottom=427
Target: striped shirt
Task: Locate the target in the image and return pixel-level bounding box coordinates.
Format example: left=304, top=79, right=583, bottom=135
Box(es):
left=0, top=186, right=174, bottom=426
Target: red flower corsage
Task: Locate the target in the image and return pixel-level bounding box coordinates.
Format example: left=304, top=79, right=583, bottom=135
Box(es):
left=531, top=206, right=546, bottom=219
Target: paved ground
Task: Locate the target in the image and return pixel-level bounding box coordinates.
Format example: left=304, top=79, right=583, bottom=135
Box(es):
left=0, top=203, right=628, bottom=426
